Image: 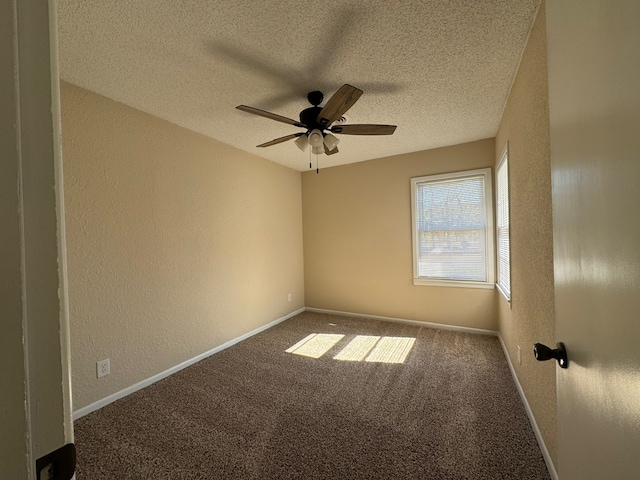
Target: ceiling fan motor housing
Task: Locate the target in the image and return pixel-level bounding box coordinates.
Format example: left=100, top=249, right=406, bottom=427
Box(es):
left=299, top=106, right=324, bottom=133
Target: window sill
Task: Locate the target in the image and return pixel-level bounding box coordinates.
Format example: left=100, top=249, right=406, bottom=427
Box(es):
left=412, top=278, right=495, bottom=289
left=496, top=283, right=511, bottom=305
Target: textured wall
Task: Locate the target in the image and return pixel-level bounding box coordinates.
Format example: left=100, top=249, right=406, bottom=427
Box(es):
left=302, top=139, right=497, bottom=331
left=61, top=82, right=305, bottom=410
left=495, top=2, right=557, bottom=466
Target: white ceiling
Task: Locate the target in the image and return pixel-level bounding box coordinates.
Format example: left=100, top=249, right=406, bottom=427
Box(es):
left=56, top=0, right=541, bottom=171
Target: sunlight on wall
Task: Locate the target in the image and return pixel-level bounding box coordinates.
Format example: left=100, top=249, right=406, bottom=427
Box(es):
left=286, top=334, right=416, bottom=364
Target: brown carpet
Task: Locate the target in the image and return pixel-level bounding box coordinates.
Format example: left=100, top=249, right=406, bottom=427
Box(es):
left=74, top=312, right=551, bottom=479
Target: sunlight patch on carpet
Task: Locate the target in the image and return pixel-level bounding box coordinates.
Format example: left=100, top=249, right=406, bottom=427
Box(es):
left=365, top=337, right=416, bottom=364
left=334, top=335, right=381, bottom=361
left=287, top=334, right=416, bottom=363
left=285, top=333, right=345, bottom=358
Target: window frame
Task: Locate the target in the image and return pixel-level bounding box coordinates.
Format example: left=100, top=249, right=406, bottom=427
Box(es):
left=410, top=168, right=495, bottom=289
left=495, top=146, right=512, bottom=302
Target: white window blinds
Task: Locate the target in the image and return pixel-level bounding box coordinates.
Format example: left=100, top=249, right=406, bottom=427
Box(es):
left=412, top=169, right=494, bottom=285
left=496, top=152, right=511, bottom=299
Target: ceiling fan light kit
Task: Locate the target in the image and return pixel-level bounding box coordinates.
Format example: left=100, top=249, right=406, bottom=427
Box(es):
left=308, top=129, right=324, bottom=148
left=324, top=133, right=340, bottom=151
left=294, top=134, right=309, bottom=152
left=236, top=84, right=397, bottom=168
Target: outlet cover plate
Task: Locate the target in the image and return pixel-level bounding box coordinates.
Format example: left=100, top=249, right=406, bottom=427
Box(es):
left=97, top=358, right=110, bottom=378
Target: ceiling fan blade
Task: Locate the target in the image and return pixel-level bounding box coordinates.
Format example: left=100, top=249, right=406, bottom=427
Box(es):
left=330, top=124, right=397, bottom=135
left=324, top=144, right=339, bottom=155
left=236, top=105, right=306, bottom=128
left=257, top=133, right=303, bottom=148
left=316, top=84, right=363, bottom=127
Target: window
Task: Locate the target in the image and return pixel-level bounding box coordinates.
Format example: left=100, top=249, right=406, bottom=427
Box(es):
left=411, top=168, right=495, bottom=288
left=496, top=147, right=511, bottom=301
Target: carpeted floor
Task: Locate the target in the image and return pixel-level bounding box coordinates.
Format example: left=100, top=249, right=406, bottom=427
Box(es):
left=74, top=312, right=551, bottom=479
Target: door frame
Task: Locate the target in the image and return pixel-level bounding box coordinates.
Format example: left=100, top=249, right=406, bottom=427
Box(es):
left=1, top=0, right=73, bottom=477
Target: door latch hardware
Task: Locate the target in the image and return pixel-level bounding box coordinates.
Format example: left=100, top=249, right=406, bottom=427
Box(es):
left=533, top=342, right=568, bottom=369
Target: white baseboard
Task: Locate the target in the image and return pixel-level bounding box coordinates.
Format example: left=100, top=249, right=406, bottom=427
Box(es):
left=497, top=334, right=558, bottom=480
left=73, top=307, right=305, bottom=420
left=304, top=307, right=498, bottom=336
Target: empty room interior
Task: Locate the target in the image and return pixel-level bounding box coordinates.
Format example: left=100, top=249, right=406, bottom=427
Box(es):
left=9, top=0, right=639, bottom=479
left=54, top=1, right=558, bottom=478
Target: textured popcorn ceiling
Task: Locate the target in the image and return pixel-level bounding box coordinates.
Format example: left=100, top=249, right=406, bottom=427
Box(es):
left=56, top=0, right=540, bottom=171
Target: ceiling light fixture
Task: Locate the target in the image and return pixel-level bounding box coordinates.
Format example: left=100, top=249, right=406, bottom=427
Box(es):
left=237, top=84, right=397, bottom=161
left=322, top=133, right=340, bottom=151
left=294, top=134, right=309, bottom=152
left=308, top=129, right=324, bottom=149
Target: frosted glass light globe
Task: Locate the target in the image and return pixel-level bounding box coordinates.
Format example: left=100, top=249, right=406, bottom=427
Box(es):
left=308, top=129, right=324, bottom=148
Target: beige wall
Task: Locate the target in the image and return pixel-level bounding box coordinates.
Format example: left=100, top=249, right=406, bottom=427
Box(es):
left=495, top=1, right=557, bottom=466
left=302, top=139, right=497, bottom=331
left=61, top=82, right=305, bottom=410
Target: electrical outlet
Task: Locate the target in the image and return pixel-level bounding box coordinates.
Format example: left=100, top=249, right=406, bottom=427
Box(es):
left=287, top=293, right=292, bottom=302
left=517, top=345, right=522, bottom=365
left=97, top=358, right=110, bottom=378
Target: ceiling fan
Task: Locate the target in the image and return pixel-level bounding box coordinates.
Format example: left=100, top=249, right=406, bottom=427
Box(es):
left=236, top=84, right=396, bottom=157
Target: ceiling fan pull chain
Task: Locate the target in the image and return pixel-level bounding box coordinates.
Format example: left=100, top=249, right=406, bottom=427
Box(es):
left=316, top=153, right=319, bottom=174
